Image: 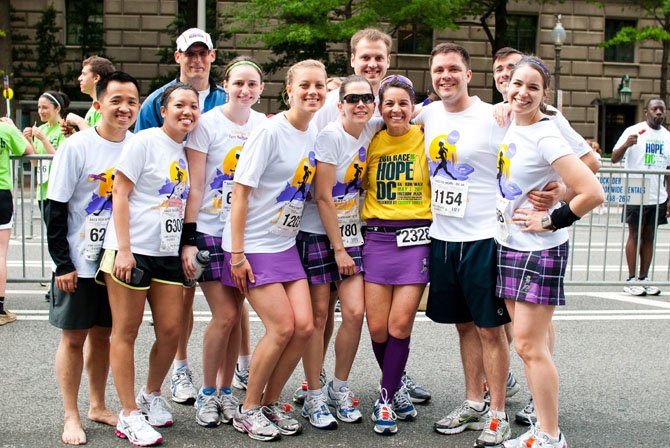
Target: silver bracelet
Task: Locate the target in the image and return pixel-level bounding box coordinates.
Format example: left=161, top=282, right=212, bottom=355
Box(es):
left=230, top=256, right=247, bottom=268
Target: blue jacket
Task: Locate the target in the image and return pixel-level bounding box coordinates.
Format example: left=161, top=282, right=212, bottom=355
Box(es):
left=134, top=78, right=227, bottom=132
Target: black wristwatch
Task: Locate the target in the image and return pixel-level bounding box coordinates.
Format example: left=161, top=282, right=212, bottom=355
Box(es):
left=541, top=214, right=556, bottom=231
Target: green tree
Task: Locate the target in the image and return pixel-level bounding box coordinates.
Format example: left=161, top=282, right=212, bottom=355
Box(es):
left=33, top=4, right=67, bottom=92
left=599, top=0, right=670, bottom=104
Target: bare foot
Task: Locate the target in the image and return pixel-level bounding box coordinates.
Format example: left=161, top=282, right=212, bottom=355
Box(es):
left=87, top=407, right=117, bottom=426
left=62, top=415, right=87, bottom=445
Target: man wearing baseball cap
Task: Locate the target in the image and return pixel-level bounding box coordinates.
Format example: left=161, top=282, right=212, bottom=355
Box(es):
left=135, top=27, right=226, bottom=131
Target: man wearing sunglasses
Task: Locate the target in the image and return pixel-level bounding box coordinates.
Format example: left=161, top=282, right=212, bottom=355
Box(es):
left=135, top=28, right=226, bottom=131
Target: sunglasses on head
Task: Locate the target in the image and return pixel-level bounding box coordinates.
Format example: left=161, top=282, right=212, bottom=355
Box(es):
left=380, top=74, right=414, bottom=88
left=341, top=93, right=375, bottom=105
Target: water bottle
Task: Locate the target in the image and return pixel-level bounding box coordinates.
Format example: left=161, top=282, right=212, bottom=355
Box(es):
left=184, top=250, right=210, bottom=287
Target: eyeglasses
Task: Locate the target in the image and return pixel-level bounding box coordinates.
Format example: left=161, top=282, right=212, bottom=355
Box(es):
left=380, top=74, right=414, bottom=88
left=342, top=93, right=375, bottom=105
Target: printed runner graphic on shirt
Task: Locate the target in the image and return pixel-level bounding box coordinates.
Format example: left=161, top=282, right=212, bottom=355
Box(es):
left=207, top=145, right=242, bottom=213
left=496, top=143, right=522, bottom=200
left=427, top=131, right=474, bottom=180
left=276, top=151, right=317, bottom=203
left=159, top=158, right=190, bottom=204
left=333, top=146, right=367, bottom=198
left=85, top=167, right=115, bottom=215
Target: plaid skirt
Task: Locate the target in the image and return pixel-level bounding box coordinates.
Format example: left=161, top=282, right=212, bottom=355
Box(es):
left=296, top=231, right=363, bottom=285
left=496, top=241, right=569, bottom=306
left=195, top=232, right=225, bottom=282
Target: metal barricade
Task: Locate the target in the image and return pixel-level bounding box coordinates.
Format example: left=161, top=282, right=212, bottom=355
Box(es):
left=566, top=166, right=670, bottom=286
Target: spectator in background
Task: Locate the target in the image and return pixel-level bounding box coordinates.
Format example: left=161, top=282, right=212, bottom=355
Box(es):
left=611, top=97, right=670, bottom=296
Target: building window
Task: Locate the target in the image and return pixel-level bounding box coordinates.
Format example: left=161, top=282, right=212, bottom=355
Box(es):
left=65, top=0, right=104, bottom=46
left=178, top=0, right=218, bottom=32
left=506, top=15, right=537, bottom=54
left=398, top=22, right=433, bottom=55
left=604, top=19, right=636, bottom=63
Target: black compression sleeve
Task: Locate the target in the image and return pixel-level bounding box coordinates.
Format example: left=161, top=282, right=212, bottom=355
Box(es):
left=45, top=200, right=76, bottom=276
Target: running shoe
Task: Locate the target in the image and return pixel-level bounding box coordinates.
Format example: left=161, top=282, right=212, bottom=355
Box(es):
left=504, top=427, right=567, bottom=448
left=301, top=393, right=338, bottom=429
left=434, top=400, right=488, bottom=435
left=170, top=367, right=197, bottom=404
left=370, top=398, right=397, bottom=435
left=194, top=390, right=221, bottom=427
left=115, top=410, right=163, bottom=447
left=217, top=392, right=239, bottom=424
left=0, top=310, right=17, bottom=326
left=475, top=412, right=511, bottom=447
left=391, top=386, right=418, bottom=421
left=263, top=402, right=302, bottom=436
left=623, top=278, right=646, bottom=296
left=515, top=398, right=537, bottom=426
left=136, top=391, right=174, bottom=427
left=232, top=364, right=249, bottom=390
left=232, top=406, right=281, bottom=442
left=325, top=381, right=363, bottom=423
left=484, top=372, right=522, bottom=404
left=292, top=369, right=327, bottom=405
left=640, top=278, right=661, bottom=296
left=401, top=372, right=432, bottom=404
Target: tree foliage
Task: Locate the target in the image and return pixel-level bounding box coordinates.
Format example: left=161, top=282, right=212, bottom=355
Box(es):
left=34, top=4, right=67, bottom=92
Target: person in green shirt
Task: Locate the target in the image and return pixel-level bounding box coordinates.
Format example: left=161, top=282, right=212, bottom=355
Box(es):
left=62, top=56, right=115, bottom=135
left=0, top=117, right=33, bottom=325
left=23, top=91, right=68, bottom=212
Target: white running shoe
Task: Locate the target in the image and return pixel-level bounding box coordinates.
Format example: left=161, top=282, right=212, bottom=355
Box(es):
left=194, top=390, right=221, bottom=427
left=170, top=367, right=197, bottom=404
left=136, top=391, right=174, bottom=427
left=623, top=278, right=646, bottom=296
left=325, top=381, right=363, bottom=423
left=370, top=398, right=397, bottom=435
left=217, top=391, right=240, bottom=424
left=232, top=364, right=249, bottom=390
left=640, top=278, right=661, bottom=296
left=115, top=410, right=163, bottom=447
left=301, top=393, right=338, bottom=429
left=232, top=406, right=281, bottom=442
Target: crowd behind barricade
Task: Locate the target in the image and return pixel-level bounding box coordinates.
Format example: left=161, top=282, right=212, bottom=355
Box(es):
left=7, top=23, right=670, bottom=448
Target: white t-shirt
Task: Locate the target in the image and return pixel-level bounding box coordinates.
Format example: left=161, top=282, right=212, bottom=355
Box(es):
left=416, top=97, right=507, bottom=242
left=313, top=88, right=381, bottom=132
left=47, top=128, right=132, bottom=278
left=300, top=119, right=382, bottom=235
left=186, top=107, right=267, bottom=236
left=495, top=119, right=573, bottom=251
left=104, top=127, right=190, bottom=256
left=615, top=121, right=670, bottom=205
left=546, top=105, right=591, bottom=158
left=222, top=113, right=318, bottom=253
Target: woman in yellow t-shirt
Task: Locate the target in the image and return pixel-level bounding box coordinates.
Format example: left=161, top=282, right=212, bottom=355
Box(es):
left=362, top=75, right=431, bottom=435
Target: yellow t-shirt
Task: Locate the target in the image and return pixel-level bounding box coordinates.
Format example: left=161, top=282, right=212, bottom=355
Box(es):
left=362, top=125, right=432, bottom=221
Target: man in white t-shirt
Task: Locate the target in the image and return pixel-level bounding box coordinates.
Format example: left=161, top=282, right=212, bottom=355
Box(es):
left=611, top=97, right=670, bottom=296
left=46, top=72, right=140, bottom=445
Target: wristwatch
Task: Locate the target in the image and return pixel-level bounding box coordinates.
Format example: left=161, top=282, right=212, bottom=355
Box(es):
left=541, top=214, right=556, bottom=231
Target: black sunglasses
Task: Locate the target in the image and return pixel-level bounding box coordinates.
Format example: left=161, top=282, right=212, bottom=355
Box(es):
left=342, top=93, right=375, bottom=105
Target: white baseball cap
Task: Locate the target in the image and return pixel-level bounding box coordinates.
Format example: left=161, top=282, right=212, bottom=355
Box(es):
left=176, top=28, right=214, bottom=52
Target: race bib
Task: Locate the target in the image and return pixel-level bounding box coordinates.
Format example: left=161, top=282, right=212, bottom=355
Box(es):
left=160, top=205, right=183, bottom=253
left=395, top=226, right=430, bottom=247
left=335, top=194, right=363, bottom=248
left=271, top=200, right=305, bottom=237
left=83, top=212, right=110, bottom=261
left=219, top=180, right=233, bottom=222
left=496, top=196, right=511, bottom=242
left=38, top=160, right=50, bottom=185
left=431, top=177, right=468, bottom=218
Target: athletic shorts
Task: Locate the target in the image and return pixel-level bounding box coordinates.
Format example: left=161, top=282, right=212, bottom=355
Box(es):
left=496, top=241, right=569, bottom=306
left=624, top=201, right=668, bottom=226
left=222, top=245, right=306, bottom=289
left=95, top=248, right=185, bottom=290
left=296, top=231, right=363, bottom=285
left=195, top=232, right=225, bottom=282
left=49, top=277, right=112, bottom=330
left=427, top=238, right=510, bottom=328
left=0, top=190, right=13, bottom=230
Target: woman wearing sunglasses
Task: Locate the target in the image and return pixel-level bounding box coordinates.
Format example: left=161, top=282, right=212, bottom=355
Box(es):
left=362, top=75, right=431, bottom=435
left=296, top=75, right=382, bottom=429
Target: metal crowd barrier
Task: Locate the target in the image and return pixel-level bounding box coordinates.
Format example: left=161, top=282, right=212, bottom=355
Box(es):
left=6, top=156, right=670, bottom=287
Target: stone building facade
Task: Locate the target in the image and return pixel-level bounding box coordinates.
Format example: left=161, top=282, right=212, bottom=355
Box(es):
left=8, top=0, right=665, bottom=151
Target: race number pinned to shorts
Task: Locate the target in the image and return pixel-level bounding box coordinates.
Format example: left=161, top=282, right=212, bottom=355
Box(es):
left=83, top=212, right=110, bottom=261
left=160, top=205, right=183, bottom=253
left=272, top=200, right=305, bottom=237
left=395, top=226, right=430, bottom=247
left=496, top=196, right=511, bottom=242
left=38, top=161, right=51, bottom=185
left=219, top=180, right=233, bottom=222
left=431, top=177, right=468, bottom=218
left=335, top=194, right=363, bottom=248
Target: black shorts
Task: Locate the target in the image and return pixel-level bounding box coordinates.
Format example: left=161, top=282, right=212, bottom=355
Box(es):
left=426, top=238, right=510, bottom=328
left=0, top=190, right=13, bottom=229
left=49, top=277, right=112, bottom=330
left=96, top=249, right=185, bottom=290
left=624, top=201, right=668, bottom=226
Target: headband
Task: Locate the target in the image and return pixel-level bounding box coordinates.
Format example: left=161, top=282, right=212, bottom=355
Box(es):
left=41, top=92, right=62, bottom=109
left=225, top=60, right=263, bottom=77
left=521, top=57, right=551, bottom=89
